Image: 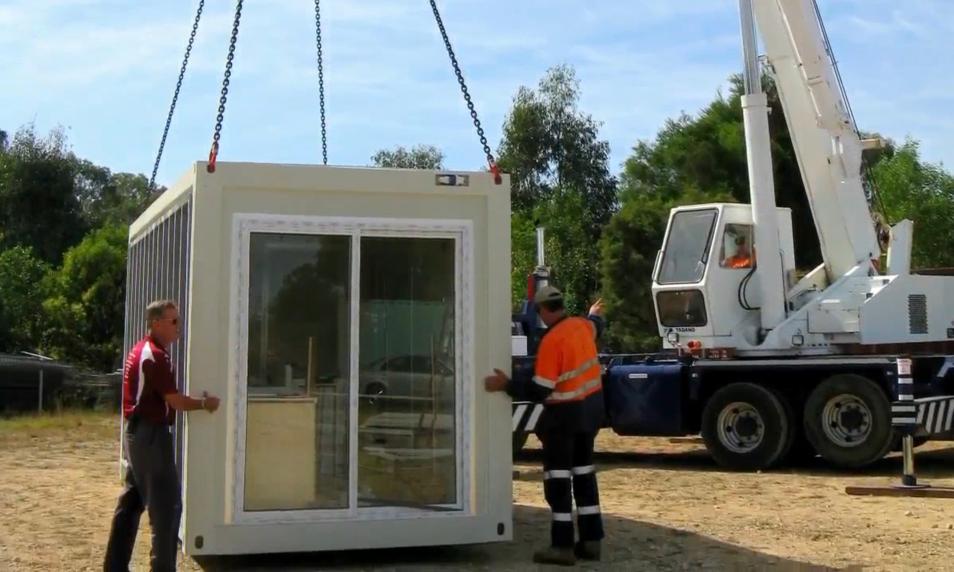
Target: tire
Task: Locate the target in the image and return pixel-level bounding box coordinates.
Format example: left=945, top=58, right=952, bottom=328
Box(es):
left=803, top=374, right=893, bottom=469
left=775, top=391, right=817, bottom=465
left=701, top=383, right=792, bottom=470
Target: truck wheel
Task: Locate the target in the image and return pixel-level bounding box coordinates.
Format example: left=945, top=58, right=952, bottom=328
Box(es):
left=803, top=374, right=893, bottom=469
left=701, top=383, right=792, bottom=470
left=774, top=390, right=815, bottom=465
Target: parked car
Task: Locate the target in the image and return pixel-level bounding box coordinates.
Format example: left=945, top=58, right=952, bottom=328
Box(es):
left=360, top=355, right=455, bottom=408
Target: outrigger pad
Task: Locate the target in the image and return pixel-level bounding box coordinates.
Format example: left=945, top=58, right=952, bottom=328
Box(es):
left=845, top=485, right=954, bottom=498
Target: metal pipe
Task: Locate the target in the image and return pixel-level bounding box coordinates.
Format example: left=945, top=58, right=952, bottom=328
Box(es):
left=902, top=434, right=917, bottom=486
left=38, top=369, right=44, bottom=413
left=739, top=0, right=761, bottom=96
left=739, top=0, right=786, bottom=332
left=535, top=227, right=546, bottom=267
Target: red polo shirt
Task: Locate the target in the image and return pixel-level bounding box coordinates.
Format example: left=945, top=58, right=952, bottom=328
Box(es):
left=122, top=335, right=178, bottom=425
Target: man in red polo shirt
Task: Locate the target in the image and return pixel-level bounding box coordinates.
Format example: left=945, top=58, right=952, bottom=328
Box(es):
left=104, top=300, right=220, bottom=572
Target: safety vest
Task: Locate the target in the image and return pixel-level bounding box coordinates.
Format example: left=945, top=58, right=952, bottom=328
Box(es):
left=534, top=317, right=602, bottom=404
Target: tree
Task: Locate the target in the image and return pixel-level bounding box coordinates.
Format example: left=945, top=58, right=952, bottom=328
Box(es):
left=0, top=129, right=8, bottom=152
left=498, top=65, right=618, bottom=233
left=498, top=65, right=618, bottom=313
left=0, top=125, right=87, bottom=263
left=0, top=246, right=52, bottom=352
left=74, top=160, right=158, bottom=227
left=371, top=145, right=444, bottom=169
left=873, top=141, right=954, bottom=269
left=41, top=224, right=128, bottom=370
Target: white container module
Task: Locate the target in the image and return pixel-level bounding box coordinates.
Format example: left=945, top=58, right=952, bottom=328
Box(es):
left=123, top=162, right=512, bottom=556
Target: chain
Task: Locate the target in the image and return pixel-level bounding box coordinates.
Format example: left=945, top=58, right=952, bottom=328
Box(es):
left=428, top=0, right=499, bottom=179
left=150, top=0, right=205, bottom=189
left=208, top=0, right=244, bottom=173
left=315, top=0, right=327, bottom=165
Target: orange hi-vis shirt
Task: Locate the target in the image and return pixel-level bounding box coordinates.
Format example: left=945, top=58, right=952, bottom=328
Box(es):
left=533, top=317, right=602, bottom=404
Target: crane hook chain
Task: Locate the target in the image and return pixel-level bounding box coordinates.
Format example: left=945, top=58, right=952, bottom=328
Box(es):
left=207, top=0, right=244, bottom=174
left=428, top=0, right=501, bottom=184
left=150, top=0, right=206, bottom=189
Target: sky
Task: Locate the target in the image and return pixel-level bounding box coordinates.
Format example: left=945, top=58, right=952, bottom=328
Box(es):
left=2, top=0, right=952, bottom=188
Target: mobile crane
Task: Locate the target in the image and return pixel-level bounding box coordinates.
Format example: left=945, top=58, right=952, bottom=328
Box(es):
left=513, top=0, right=954, bottom=470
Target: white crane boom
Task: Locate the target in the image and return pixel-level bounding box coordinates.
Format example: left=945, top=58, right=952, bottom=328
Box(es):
left=751, top=0, right=881, bottom=279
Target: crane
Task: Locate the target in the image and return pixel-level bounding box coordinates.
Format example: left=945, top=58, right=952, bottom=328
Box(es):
left=515, top=0, right=954, bottom=472
left=651, top=0, right=953, bottom=357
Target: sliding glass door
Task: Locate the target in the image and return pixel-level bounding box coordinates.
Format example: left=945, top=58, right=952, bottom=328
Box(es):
left=357, top=237, right=457, bottom=508
left=234, top=217, right=467, bottom=521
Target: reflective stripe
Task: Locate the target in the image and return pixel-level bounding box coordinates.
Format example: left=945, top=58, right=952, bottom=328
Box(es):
left=577, top=505, right=601, bottom=515
left=552, top=513, right=573, bottom=522
left=544, top=470, right=572, bottom=480
left=533, top=375, right=557, bottom=389
left=571, top=465, right=595, bottom=476
left=546, top=376, right=602, bottom=403
left=558, top=357, right=600, bottom=382
left=525, top=403, right=544, bottom=432
left=512, top=403, right=528, bottom=432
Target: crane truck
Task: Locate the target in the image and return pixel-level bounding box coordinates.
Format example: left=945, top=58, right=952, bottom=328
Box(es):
left=511, top=0, right=954, bottom=470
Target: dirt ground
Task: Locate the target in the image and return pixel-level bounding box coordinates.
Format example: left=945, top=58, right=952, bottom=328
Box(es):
left=3, top=413, right=954, bottom=571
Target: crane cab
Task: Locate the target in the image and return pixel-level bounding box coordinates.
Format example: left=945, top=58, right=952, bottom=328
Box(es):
left=652, top=203, right=795, bottom=352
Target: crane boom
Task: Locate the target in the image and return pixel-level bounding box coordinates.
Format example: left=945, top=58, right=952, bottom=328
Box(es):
left=751, top=0, right=880, bottom=279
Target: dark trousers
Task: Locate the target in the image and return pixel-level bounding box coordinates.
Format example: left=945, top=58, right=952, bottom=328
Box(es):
left=540, top=431, right=604, bottom=548
left=104, top=419, right=181, bottom=572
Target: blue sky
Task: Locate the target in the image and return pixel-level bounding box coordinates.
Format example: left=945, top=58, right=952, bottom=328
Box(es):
left=2, top=0, right=952, bottom=188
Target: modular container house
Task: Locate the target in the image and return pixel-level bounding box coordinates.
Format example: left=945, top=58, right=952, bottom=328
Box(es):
left=123, top=162, right=512, bottom=556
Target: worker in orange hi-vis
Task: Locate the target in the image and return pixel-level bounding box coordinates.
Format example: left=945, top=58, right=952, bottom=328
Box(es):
left=485, top=286, right=605, bottom=566
left=725, top=235, right=754, bottom=269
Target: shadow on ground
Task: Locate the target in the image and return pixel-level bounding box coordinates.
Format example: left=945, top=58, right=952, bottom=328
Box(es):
left=192, top=505, right=829, bottom=571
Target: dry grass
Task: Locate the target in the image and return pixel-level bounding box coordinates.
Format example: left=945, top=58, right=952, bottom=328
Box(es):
left=0, top=409, right=116, bottom=441
left=3, top=412, right=954, bottom=570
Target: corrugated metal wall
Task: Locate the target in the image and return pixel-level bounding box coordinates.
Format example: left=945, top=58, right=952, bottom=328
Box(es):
left=122, top=198, right=193, bottom=466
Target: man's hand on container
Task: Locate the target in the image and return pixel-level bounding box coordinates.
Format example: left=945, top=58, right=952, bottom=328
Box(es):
left=484, top=369, right=510, bottom=392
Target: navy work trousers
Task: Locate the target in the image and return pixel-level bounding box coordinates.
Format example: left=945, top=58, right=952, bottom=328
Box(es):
left=539, top=431, right=604, bottom=548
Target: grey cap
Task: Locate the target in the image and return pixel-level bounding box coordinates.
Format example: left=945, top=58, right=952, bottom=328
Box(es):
left=533, top=285, right=564, bottom=305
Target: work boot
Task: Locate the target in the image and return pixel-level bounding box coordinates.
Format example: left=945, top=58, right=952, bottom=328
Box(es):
left=574, top=540, right=601, bottom=561
left=532, top=546, right=576, bottom=566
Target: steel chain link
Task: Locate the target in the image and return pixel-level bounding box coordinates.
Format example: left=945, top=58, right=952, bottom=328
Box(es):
left=315, top=0, right=327, bottom=164
left=208, top=0, right=244, bottom=172
left=428, top=0, right=497, bottom=170
left=150, top=0, right=205, bottom=189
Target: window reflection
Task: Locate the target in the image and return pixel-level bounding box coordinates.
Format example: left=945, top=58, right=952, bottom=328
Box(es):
left=244, top=233, right=351, bottom=511
left=358, top=237, right=458, bottom=508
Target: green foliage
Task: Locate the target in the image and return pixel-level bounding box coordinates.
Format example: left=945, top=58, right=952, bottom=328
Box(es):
left=510, top=191, right=594, bottom=315
left=499, top=65, right=618, bottom=311
left=0, top=126, right=87, bottom=263
left=872, top=141, right=954, bottom=269
left=0, top=246, right=52, bottom=351
left=0, top=124, right=155, bottom=265
left=41, top=224, right=128, bottom=370
left=74, top=161, right=158, bottom=228
left=371, top=145, right=445, bottom=169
